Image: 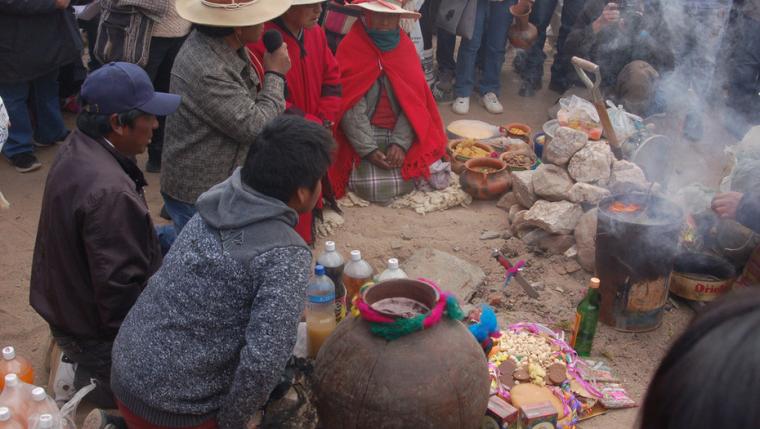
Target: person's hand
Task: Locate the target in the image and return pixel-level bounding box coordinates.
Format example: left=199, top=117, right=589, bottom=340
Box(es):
left=263, top=44, right=291, bottom=75
left=712, top=192, right=743, bottom=220
left=592, top=3, right=621, bottom=33
left=55, top=0, right=71, bottom=9
left=385, top=144, right=406, bottom=168
left=367, top=150, right=393, bottom=170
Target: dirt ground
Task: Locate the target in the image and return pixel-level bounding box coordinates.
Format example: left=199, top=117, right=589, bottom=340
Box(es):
left=0, top=50, right=734, bottom=428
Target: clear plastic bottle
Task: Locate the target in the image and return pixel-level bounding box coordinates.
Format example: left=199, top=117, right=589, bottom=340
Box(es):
left=341, top=250, right=374, bottom=311
left=0, top=407, right=23, bottom=429
left=26, top=388, right=60, bottom=428
left=377, top=258, right=408, bottom=282
left=306, top=266, right=337, bottom=358
left=29, top=413, right=54, bottom=429
left=0, top=375, right=29, bottom=422
left=316, top=241, right=346, bottom=322
left=0, top=347, right=34, bottom=389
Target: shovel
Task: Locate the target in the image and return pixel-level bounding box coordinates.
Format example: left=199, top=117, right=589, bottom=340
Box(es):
left=571, top=56, right=622, bottom=159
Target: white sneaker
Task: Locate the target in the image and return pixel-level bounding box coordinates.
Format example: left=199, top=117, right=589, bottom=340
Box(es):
left=452, top=97, right=470, bottom=115
left=481, top=92, right=504, bottom=114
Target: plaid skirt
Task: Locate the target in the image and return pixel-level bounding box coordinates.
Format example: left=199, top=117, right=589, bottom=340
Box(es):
left=349, top=127, right=415, bottom=203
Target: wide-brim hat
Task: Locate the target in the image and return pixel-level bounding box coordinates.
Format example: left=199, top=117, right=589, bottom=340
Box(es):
left=176, top=0, right=293, bottom=27
left=346, top=0, right=421, bottom=19
left=292, top=0, right=327, bottom=4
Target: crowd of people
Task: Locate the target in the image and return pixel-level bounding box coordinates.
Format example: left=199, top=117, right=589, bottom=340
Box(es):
left=1, top=0, right=759, bottom=428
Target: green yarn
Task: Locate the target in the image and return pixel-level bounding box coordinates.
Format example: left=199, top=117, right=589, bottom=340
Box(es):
left=445, top=295, right=466, bottom=321
left=368, top=295, right=466, bottom=341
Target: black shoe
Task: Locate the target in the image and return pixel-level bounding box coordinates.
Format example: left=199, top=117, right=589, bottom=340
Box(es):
left=8, top=153, right=42, bottom=173
left=34, top=130, right=70, bottom=148
left=548, top=79, right=568, bottom=94
left=145, top=158, right=161, bottom=173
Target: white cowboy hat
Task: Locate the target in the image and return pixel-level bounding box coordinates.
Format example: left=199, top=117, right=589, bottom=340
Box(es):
left=346, top=0, right=421, bottom=19
left=176, top=0, right=293, bottom=27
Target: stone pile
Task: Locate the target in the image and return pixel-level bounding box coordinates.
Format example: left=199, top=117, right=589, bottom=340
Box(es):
left=498, top=126, right=652, bottom=272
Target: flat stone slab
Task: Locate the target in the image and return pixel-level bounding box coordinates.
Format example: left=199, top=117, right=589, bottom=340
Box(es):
left=402, top=248, right=485, bottom=302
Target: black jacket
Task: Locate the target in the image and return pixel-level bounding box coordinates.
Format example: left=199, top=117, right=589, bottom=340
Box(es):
left=564, top=0, right=675, bottom=88
left=30, top=130, right=162, bottom=340
left=0, top=0, right=82, bottom=84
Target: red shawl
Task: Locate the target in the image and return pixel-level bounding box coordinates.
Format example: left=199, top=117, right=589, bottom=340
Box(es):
left=328, top=23, right=447, bottom=198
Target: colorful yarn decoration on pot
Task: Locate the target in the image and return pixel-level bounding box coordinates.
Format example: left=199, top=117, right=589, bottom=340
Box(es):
left=353, top=278, right=465, bottom=341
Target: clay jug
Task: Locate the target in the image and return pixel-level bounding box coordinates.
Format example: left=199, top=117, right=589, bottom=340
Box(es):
left=313, top=281, right=490, bottom=429
left=459, top=158, right=511, bottom=200
left=509, top=0, right=538, bottom=49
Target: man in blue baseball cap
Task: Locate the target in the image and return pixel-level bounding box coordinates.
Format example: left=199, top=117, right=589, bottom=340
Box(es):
left=29, top=62, right=180, bottom=413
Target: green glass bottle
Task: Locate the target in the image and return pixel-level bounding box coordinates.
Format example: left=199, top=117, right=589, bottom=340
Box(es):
left=570, top=278, right=601, bottom=357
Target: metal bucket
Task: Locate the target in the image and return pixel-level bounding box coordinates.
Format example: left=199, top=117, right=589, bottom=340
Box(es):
left=596, top=193, right=683, bottom=332
left=669, top=253, right=737, bottom=302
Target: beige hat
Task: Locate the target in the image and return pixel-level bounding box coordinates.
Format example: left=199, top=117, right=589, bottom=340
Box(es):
left=291, top=0, right=327, bottom=4
left=176, top=0, right=293, bottom=27
left=346, top=0, right=421, bottom=19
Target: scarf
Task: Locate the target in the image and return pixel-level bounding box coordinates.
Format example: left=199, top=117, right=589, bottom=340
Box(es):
left=366, top=28, right=400, bottom=51
left=328, top=22, right=447, bottom=198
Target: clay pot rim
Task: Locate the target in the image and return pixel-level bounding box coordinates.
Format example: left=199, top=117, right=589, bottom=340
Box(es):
left=362, top=279, right=441, bottom=319
left=499, top=151, right=538, bottom=171
left=463, top=157, right=508, bottom=175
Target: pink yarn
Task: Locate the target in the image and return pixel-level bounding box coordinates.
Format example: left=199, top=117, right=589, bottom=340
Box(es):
left=357, top=278, right=452, bottom=327
left=356, top=299, right=395, bottom=323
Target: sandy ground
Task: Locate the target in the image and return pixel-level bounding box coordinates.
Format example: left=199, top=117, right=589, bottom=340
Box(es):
left=0, top=50, right=734, bottom=427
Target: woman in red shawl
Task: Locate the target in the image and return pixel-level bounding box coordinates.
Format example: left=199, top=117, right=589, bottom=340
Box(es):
left=250, top=0, right=342, bottom=244
left=328, top=0, right=447, bottom=204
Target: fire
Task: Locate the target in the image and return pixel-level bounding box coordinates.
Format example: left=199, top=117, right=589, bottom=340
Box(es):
left=609, top=201, right=642, bottom=213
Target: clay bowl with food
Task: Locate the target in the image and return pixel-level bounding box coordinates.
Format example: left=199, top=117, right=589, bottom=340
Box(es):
left=500, top=122, right=532, bottom=145
left=447, top=139, right=495, bottom=174
left=500, top=149, right=538, bottom=172
left=459, top=157, right=511, bottom=200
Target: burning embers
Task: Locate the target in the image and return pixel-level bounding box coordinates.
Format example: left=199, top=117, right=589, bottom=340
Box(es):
left=609, top=201, right=642, bottom=214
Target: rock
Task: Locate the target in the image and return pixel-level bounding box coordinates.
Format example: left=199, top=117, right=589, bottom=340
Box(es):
left=568, top=182, right=611, bottom=205
left=574, top=209, right=598, bottom=272
left=523, top=200, right=583, bottom=235
left=511, top=210, right=534, bottom=238
left=532, top=164, right=574, bottom=201
left=564, top=245, right=578, bottom=259
left=401, top=232, right=413, bottom=241
left=508, top=205, right=524, bottom=223
left=559, top=259, right=582, bottom=274
left=536, top=234, right=576, bottom=255
left=480, top=230, right=502, bottom=240
left=521, top=229, right=550, bottom=247
left=497, top=192, right=518, bottom=210
left=391, top=241, right=403, bottom=250
left=487, top=292, right=505, bottom=307
left=403, top=248, right=486, bottom=302
left=531, top=282, right=546, bottom=292
left=567, top=141, right=614, bottom=185
left=608, top=160, right=648, bottom=194
left=511, top=170, right=537, bottom=208
left=502, top=230, right=514, bottom=239
left=544, top=126, right=588, bottom=166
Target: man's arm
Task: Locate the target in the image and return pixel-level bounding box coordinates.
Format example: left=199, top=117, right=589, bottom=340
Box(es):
left=341, top=95, right=377, bottom=157
left=196, top=71, right=287, bottom=146
left=564, top=0, right=610, bottom=61
left=83, top=191, right=162, bottom=337
left=0, top=0, right=59, bottom=14
left=217, top=246, right=312, bottom=429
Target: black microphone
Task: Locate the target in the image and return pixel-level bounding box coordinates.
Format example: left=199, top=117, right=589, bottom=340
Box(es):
left=263, top=29, right=283, bottom=53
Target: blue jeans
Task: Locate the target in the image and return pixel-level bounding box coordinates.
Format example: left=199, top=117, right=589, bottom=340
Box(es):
left=455, top=0, right=515, bottom=97
left=155, top=225, right=177, bottom=256
left=726, top=14, right=760, bottom=138
left=162, top=192, right=197, bottom=233
left=0, top=69, right=68, bottom=158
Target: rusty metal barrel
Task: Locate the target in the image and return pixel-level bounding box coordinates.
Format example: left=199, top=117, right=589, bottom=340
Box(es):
left=596, top=192, right=683, bottom=332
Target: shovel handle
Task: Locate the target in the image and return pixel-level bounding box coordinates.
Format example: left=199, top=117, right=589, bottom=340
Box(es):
left=571, top=56, right=599, bottom=73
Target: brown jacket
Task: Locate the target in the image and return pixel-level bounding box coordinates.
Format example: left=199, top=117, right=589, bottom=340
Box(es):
left=30, top=130, right=162, bottom=340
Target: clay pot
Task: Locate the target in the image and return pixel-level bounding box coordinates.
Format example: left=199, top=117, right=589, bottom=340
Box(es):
left=447, top=140, right=495, bottom=174
left=508, top=1, right=538, bottom=50
left=501, top=122, right=533, bottom=145
left=362, top=279, right=440, bottom=318
left=459, top=157, right=511, bottom=200
left=500, top=150, right=538, bottom=172
left=313, top=316, right=490, bottom=429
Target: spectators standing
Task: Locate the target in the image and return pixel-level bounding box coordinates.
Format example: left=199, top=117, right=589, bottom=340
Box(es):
left=419, top=0, right=457, bottom=100
left=514, top=0, right=588, bottom=96
left=451, top=0, right=516, bottom=115
left=160, top=0, right=291, bottom=233
left=725, top=0, right=760, bottom=137
left=249, top=0, right=341, bottom=245
left=0, top=0, right=82, bottom=172
left=144, top=0, right=192, bottom=172
left=29, top=62, right=179, bottom=411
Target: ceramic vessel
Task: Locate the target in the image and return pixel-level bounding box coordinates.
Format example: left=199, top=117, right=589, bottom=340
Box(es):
left=508, top=0, right=538, bottom=49
left=447, top=140, right=495, bottom=174
left=459, top=157, right=511, bottom=200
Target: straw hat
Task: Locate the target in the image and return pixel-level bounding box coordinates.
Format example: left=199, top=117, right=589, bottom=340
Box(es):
left=176, top=0, right=293, bottom=27
left=346, top=0, right=421, bottom=19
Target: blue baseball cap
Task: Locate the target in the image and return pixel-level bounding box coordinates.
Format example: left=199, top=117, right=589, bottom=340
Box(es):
left=80, top=62, right=181, bottom=116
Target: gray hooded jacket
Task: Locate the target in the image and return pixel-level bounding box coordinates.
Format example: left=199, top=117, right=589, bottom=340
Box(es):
left=111, top=168, right=311, bottom=429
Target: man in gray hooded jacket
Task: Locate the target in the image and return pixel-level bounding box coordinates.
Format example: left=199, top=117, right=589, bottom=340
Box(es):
left=110, top=116, right=334, bottom=429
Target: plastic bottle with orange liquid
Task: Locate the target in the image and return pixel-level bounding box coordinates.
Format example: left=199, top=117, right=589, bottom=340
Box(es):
left=0, top=407, right=23, bottom=429
left=306, top=266, right=337, bottom=358
left=341, top=250, right=374, bottom=311
left=0, top=375, right=29, bottom=422
left=0, top=347, right=34, bottom=389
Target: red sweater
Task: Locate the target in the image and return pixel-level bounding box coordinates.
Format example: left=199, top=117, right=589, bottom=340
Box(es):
left=250, top=21, right=342, bottom=123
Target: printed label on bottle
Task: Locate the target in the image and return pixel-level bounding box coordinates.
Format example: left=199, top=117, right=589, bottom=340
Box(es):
left=309, top=293, right=336, bottom=304
left=570, top=312, right=582, bottom=347
left=335, top=295, right=347, bottom=322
